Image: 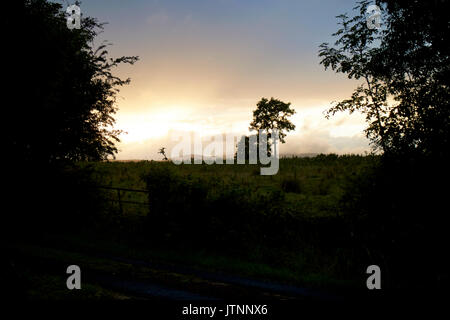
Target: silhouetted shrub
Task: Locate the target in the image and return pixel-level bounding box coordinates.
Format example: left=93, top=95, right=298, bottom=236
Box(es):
left=340, top=155, right=450, bottom=289
left=3, top=163, right=105, bottom=241
left=281, top=177, right=302, bottom=193
left=143, top=166, right=302, bottom=250
left=143, top=166, right=209, bottom=242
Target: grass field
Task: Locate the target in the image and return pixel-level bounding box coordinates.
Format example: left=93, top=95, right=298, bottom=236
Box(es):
left=70, top=155, right=379, bottom=288
left=8, top=154, right=381, bottom=299
left=81, top=154, right=377, bottom=218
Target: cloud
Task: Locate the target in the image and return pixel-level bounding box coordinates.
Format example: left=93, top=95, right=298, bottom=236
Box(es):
left=146, top=11, right=169, bottom=25
left=114, top=102, right=371, bottom=160
left=115, top=127, right=371, bottom=161
left=283, top=131, right=370, bottom=155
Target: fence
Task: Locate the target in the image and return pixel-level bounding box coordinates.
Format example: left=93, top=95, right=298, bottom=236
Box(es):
left=96, top=186, right=149, bottom=214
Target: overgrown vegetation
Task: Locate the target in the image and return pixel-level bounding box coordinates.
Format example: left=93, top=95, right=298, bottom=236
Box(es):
left=5, top=0, right=450, bottom=300
left=70, top=155, right=379, bottom=288
left=319, top=0, right=450, bottom=289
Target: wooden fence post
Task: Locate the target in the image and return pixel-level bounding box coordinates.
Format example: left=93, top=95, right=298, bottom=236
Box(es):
left=117, top=189, right=123, bottom=215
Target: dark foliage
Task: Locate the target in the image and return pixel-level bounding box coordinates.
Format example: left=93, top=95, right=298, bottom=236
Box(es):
left=2, top=0, right=137, bottom=237
left=143, top=166, right=352, bottom=255
left=340, top=155, right=449, bottom=288
left=4, top=0, right=138, bottom=164
left=319, top=0, right=449, bottom=158
left=249, top=97, right=296, bottom=144
left=320, top=0, right=450, bottom=288
left=234, top=135, right=258, bottom=163
left=280, top=177, right=302, bottom=194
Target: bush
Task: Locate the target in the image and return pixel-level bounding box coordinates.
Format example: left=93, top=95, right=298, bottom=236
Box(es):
left=339, top=155, right=450, bottom=289
left=143, top=166, right=209, bottom=242
left=3, top=163, right=105, bottom=241
left=143, top=165, right=308, bottom=250
left=281, top=177, right=302, bottom=193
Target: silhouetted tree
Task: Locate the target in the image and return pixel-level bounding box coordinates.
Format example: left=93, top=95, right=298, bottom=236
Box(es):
left=234, top=134, right=257, bottom=162
left=319, top=0, right=449, bottom=158
left=2, top=0, right=138, bottom=237
left=4, top=0, right=138, bottom=165
left=158, top=147, right=168, bottom=161
left=378, top=0, right=450, bottom=159
left=249, top=97, right=296, bottom=156
left=321, top=0, right=450, bottom=289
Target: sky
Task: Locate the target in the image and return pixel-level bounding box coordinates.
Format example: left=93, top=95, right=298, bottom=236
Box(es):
left=61, top=0, right=373, bottom=159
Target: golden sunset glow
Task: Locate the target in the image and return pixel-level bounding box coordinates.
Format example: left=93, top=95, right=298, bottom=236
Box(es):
left=81, top=0, right=371, bottom=159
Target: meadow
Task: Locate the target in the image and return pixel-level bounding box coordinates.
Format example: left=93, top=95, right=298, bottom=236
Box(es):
left=62, top=154, right=379, bottom=290
left=7, top=154, right=383, bottom=300
left=82, top=154, right=377, bottom=219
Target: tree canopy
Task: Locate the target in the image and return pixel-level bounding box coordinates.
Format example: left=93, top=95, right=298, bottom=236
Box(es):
left=319, top=0, right=449, bottom=158
left=321, top=0, right=450, bottom=288
left=249, top=97, right=296, bottom=144
left=235, top=97, right=295, bottom=162
left=4, top=0, right=138, bottom=164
